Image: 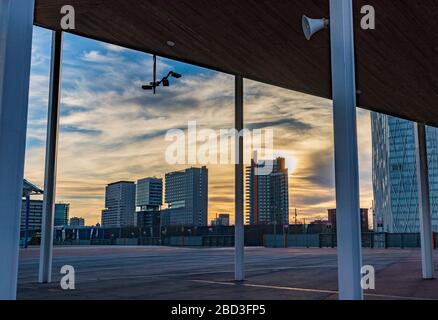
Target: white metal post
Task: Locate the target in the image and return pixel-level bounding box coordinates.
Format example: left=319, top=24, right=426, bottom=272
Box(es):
left=415, top=123, right=435, bottom=279
left=235, top=75, right=245, bottom=281
left=24, top=194, right=31, bottom=249
left=0, top=0, right=35, bottom=300
left=329, top=0, right=363, bottom=300
left=39, top=31, right=63, bottom=283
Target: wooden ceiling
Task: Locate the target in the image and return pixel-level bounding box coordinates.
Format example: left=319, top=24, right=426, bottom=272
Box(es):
left=34, top=0, right=438, bottom=127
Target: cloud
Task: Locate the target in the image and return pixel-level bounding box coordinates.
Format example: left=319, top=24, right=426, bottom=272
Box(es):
left=81, top=50, right=122, bottom=64
left=25, top=27, right=374, bottom=225
left=103, top=43, right=128, bottom=52
left=246, top=118, right=313, bottom=132
left=299, top=148, right=335, bottom=188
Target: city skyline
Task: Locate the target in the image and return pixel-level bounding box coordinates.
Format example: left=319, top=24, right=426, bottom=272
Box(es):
left=24, top=26, right=374, bottom=226
left=3, top=0, right=436, bottom=303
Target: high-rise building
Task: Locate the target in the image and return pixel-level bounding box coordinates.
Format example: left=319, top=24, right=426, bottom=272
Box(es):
left=70, top=217, right=85, bottom=227
left=372, top=113, right=438, bottom=233
left=246, top=157, right=289, bottom=225
left=54, top=203, right=70, bottom=226
left=136, top=177, right=163, bottom=211
left=101, top=181, right=136, bottom=228
left=161, top=167, right=208, bottom=227
left=20, top=199, right=43, bottom=232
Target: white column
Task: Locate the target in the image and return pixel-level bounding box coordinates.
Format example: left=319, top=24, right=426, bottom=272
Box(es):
left=415, top=123, right=435, bottom=279
left=0, top=0, right=35, bottom=300
left=39, top=31, right=63, bottom=283
left=234, top=75, right=245, bottom=281
left=329, top=0, right=363, bottom=300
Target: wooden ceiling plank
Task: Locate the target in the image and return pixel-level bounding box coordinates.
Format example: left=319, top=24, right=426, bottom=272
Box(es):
left=34, top=0, right=438, bottom=127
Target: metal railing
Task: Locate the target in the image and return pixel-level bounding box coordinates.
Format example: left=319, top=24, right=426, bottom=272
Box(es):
left=264, top=232, right=437, bottom=249
left=46, top=227, right=438, bottom=249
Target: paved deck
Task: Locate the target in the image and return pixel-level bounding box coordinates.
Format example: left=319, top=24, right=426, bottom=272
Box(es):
left=17, top=246, right=438, bottom=300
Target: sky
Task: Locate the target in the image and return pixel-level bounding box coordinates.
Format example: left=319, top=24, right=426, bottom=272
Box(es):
left=25, top=26, right=374, bottom=226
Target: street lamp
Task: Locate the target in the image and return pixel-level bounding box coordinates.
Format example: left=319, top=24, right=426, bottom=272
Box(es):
left=142, top=55, right=182, bottom=94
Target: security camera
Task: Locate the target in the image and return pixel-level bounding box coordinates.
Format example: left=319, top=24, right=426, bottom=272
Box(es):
left=302, top=15, right=329, bottom=40
left=170, top=72, right=182, bottom=79
left=142, top=85, right=153, bottom=90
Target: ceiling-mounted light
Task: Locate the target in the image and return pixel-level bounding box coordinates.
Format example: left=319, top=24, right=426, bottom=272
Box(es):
left=141, top=55, right=182, bottom=94
left=166, top=40, right=176, bottom=47
left=302, top=15, right=329, bottom=40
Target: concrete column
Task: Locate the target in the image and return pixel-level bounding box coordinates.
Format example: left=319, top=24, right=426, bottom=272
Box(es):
left=234, top=75, right=245, bottom=281
left=39, top=31, right=63, bottom=284
left=415, top=123, right=435, bottom=279
left=329, top=0, right=363, bottom=300
left=0, top=0, right=35, bottom=300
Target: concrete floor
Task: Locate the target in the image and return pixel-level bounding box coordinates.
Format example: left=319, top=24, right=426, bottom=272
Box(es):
left=17, top=246, right=438, bottom=300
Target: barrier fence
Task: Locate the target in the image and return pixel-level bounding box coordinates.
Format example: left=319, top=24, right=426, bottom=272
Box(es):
left=20, top=227, right=438, bottom=249
left=264, top=233, right=436, bottom=249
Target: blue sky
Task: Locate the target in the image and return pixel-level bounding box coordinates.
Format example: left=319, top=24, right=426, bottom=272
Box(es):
left=25, top=26, right=374, bottom=225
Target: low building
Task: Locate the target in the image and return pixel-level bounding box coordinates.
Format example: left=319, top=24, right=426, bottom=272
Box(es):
left=70, top=217, right=85, bottom=227
left=137, top=211, right=161, bottom=238
left=21, top=179, right=44, bottom=235
left=328, top=208, right=370, bottom=232
left=288, top=224, right=306, bottom=234
left=307, top=220, right=331, bottom=234
left=211, top=213, right=230, bottom=226
left=20, top=199, right=70, bottom=231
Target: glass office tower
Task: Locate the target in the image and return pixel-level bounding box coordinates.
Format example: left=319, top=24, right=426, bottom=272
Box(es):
left=136, top=177, right=163, bottom=211
left=372, top=113, right=438, bottom=233
left=54, top=203, right=70, bottom=226
left=102, top=181, right=136, bottom=227
left=162, top=167, right=208, bottom=227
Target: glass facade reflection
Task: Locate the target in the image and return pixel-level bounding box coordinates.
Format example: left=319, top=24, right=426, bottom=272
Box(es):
left=372, top=113, right=438, bottom=233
